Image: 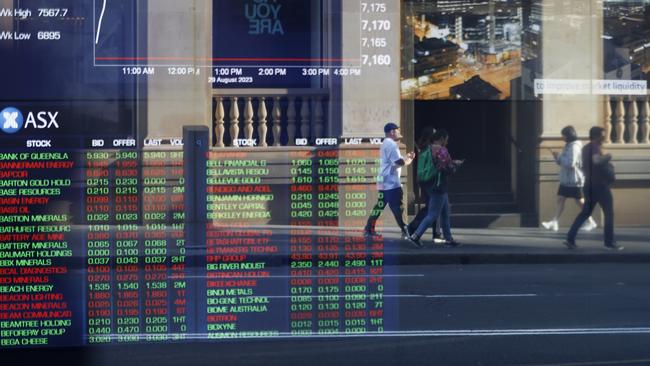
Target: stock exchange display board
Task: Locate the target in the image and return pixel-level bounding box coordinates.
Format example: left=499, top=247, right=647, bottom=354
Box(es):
left=0, top=136, right=396, bottom=347
left=0, top=0, right=401, bottom=348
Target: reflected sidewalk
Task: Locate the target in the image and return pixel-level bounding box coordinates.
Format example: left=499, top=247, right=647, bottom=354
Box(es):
left=69, top=225, right=650, bottom=265
left=369, top=226, right=650, bottom=264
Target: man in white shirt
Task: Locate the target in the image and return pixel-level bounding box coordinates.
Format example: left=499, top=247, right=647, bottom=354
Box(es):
left=364, top=123, right=415, bottom=240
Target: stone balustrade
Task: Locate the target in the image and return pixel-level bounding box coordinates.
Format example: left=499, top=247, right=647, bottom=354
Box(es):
left=604, top=95, right=650, bottom=145
left=212, top=89, right=329, bottom=147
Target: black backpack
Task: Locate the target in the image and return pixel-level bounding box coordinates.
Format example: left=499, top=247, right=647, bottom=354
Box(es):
left=603, top=162, right=616, bottom=186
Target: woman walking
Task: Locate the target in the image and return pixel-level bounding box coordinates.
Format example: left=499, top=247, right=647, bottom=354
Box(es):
left=542, top=126, right=597, bottom=232
left=408, top=127, right=442, bottom=242
left=408, top=129, right=463, bottom=247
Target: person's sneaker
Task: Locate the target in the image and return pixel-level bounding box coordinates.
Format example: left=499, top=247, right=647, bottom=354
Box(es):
left=542, top=220, right=558, bottom=232
left=363, top=230, right=382, bottom=238
left=407, top=224, right=416, bottom=236
left=604, top=243, right=624, bottom=251
left=563, top=239, right=577, bottom=250
left=444, top=239, right=462, bottom=247
left=407, top=234, right=423, bottom=248
left=402, top=226, right=412, bottom=241
left=433, top=232, right=445, bottom=243
left=580, top=220, right=597, bottom=232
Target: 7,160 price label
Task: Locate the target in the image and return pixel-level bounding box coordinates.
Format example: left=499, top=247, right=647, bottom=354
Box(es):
left=361, top=54, right=391, bottom=67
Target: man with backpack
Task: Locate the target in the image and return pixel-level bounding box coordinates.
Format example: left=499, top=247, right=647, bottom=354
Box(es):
left=565, top=126, right=622, bottom=250
left=408, top=129, right=463, bottom=247
left=364, top=122, right=415, bottom=240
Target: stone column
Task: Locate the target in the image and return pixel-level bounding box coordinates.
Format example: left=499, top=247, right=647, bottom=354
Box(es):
left=614, top=97, right=626, bottom=144
left=339, top=0, right=401, bottom=139
left=214, top=97, right=225, bottom=147
left=539, top=0, right=604, bottom=226
left=146, top=0, right=212, bottom=142
left=286, top=97, right=297, bottom=145
left=229, top=97, right=240, bottom=146
left=272, top=97, right=282, bottom=146
left=641, top=98, right=650, bottom=144
left=243, top=97, right=254, bottom=141
left=626, top=97, right=638, bottom=144
left=338, top=0, right=403, bottom=229
left=541, top=0, right=604, bottom=140
left=257, top=97, right=268, bottom=147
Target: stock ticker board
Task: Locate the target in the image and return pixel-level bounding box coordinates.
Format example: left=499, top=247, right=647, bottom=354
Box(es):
left=0, top=137, right=395, bottom=347
left=0, top=0, right=399, bottom=347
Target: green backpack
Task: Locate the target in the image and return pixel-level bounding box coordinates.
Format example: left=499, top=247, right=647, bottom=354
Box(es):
left=416, top=146, right=439, bottom=184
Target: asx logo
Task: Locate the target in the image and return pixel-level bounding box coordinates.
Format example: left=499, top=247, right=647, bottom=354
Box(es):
left=0, top=107, right=59, bottom=134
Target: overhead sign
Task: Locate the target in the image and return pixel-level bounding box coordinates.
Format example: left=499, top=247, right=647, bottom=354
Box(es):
left=534, top=79, right=648, bottom=96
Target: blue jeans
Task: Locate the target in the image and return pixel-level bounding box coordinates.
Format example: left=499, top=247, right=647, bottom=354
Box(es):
left=413, top=192, right=452, bottom=240
left=408, top=187, right=439, bottom=238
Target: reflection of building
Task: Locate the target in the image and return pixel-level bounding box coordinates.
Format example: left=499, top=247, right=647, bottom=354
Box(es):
left=603, top=39, right=641, bottom=80
left=455, top=16, right=463, bottom=43
left=624, top=33, right=650, bottom=69
left=517, top=57, right=543, bottom=99
left=522, top=28, right=540, bottom=61
left=522, top=0, right=543, bottom=61
left=604, top=1, right=646, bottom=19
left=413, top=37, right=460, bottom=79
left=461, top=16, right=489, bottom=41
left=604, top=1, right=650, bottom=73
left=407, top=0, right=650, bottom=228
left=488, top=0, right=496, bottom=52
left=433, top=0, right=489, bottom=14
left=478, top=45, right=520, bottom=64
left=420, top=2, right=522, bottom=44
left=450, top=75, right=501, bottom=99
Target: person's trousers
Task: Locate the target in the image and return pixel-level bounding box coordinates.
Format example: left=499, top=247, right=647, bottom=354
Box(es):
left=567, top=185, right=615, bottom=245
left=413, top=192, right=452, bottom=240
left=408, top=188, right=439, bottom=238
left=365, top=187, right=407, bottom=232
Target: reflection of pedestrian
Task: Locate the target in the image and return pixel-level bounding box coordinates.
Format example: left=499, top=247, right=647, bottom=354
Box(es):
left=565, top=127, right=622, bottom=250
left=364, top=123, right=415, bottom=239
left=542, top=126, right=597, bottom=232
left=408, top=129, right=463, bottom=247
left=408, top=127, right=442, bottom=242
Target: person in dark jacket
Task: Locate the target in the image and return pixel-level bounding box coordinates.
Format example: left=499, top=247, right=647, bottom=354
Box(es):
left=408, top=129, right=463, bottom=247
left=565, top=126, right=622, bottom=250
left=407, top=127, right=443, bottom=242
